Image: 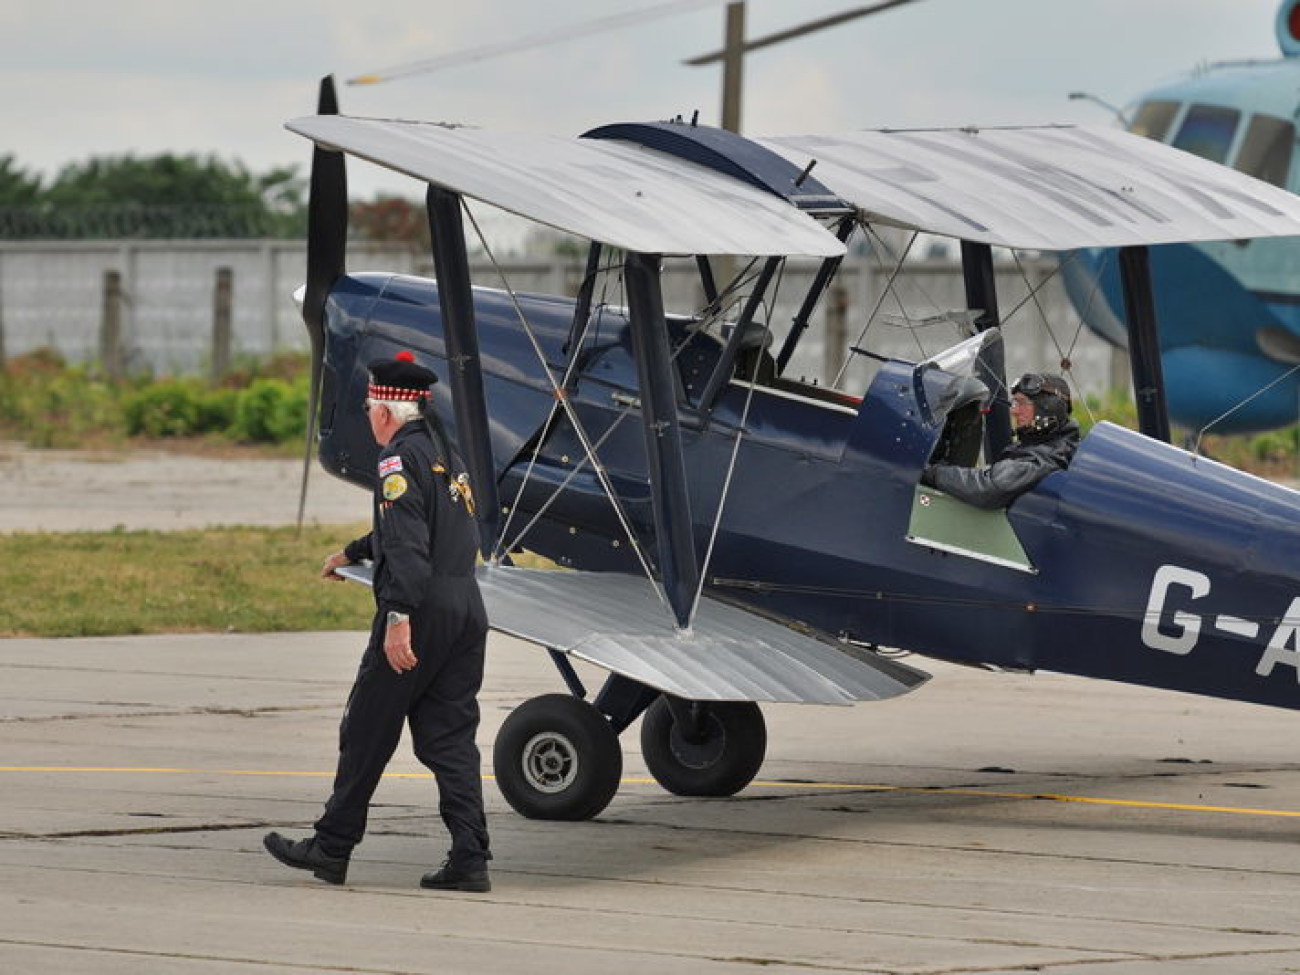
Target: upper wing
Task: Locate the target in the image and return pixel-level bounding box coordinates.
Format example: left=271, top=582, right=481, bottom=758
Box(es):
left=285, top=115, right=845, bottom=258
left=759, top=125, right=1300, bottom=251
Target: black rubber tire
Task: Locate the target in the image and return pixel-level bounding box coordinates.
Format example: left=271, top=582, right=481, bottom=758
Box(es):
left=493, top=694, right=623, bottom=821
left=639, top=696, right=766, bottom=797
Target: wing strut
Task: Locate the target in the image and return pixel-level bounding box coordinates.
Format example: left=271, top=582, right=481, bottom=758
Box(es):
left=697, top=256, right=782, bottom=416
left=425, top=186, right=503, bottom=556
left=1119, top=245, right=1172, bottom=443
left=625, top=252, right=700, bottom=630
left=776, top=215, right=856, bottom=375
left=961, top=241, right=1011, bottom=458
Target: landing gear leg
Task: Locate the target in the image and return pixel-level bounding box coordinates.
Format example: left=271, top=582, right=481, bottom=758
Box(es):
left=639, top=695, right=767, bottom=797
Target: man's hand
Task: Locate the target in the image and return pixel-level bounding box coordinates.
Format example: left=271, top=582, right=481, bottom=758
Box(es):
left=383, top=619, right=417, bottom=674
left=321, top=550, right=350, bottom=581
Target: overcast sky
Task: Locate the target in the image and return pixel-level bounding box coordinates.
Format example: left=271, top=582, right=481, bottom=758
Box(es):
left=1, top=0, right=1288, bottom=200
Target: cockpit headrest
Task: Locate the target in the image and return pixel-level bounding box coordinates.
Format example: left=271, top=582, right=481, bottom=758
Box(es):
left=723, top=319, right=773, bottom=351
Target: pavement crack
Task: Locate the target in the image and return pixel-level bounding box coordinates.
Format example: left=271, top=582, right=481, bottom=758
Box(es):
left=0, top=704, right=332, bottom=723
left=0, top=938, right=423, bottom=973
left=2, top=820, right=278, bottom=840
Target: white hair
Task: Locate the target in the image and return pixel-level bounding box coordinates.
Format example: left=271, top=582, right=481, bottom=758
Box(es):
left=373, top=399, right=423, bottom=425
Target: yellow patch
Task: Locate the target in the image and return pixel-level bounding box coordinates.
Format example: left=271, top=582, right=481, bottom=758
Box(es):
left=382, top=473, right=408, bottom=501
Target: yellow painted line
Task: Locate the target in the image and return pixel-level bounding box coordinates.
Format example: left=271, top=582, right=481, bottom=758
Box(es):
left=2, top=766, right=1298, bottom=820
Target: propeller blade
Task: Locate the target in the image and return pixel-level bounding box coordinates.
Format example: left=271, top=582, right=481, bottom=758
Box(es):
left=296, top=75, right=348, bottom=531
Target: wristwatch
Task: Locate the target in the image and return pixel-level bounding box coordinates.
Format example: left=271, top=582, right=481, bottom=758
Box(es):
left=386, top=611, right=410, bottom=626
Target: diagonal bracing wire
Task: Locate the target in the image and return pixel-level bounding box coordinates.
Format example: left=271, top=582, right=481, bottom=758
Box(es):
left=460, top=202, right=664, bottom=602
left=1004, top=249, right=1108, bottom=427
left=833, top=224, right=918, bottom=388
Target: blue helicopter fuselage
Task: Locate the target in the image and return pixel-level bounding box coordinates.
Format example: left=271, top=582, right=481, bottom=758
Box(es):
left=319, top=272, right=1300, bottom=714
left=1068, top=20, right=1300, bottom=433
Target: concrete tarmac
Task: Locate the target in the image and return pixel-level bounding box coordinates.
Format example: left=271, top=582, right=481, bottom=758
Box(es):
left=3, top=445, right=1299, bottom=971
left=0, top=442, right=364, bottom=532
left=2, top=631, right=1299, bottom=974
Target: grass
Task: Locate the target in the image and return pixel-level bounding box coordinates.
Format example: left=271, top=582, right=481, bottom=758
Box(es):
left=0, top=524, right=376, bottom=638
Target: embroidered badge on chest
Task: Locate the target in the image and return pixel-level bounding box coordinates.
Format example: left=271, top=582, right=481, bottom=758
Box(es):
left=382, top=473, right=408, bottom=501
left=379, top=455, right=403, bottom=477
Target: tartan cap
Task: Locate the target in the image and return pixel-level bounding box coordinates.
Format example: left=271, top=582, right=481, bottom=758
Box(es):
left=367, top=350, right=437, bottom=402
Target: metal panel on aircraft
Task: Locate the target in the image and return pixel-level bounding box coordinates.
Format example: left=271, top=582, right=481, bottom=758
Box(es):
left=475, top=566, right=929, bottom=705
left=285, top=116, right=845, bottom=258
left=759, top=125, right=1300, bottom=250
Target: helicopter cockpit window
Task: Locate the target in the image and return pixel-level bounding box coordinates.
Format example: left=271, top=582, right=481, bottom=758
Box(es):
left=1128, top=100, right=1180, bottom=142
left=1234, top=113, right=1295, bottom=188
left=1171, top=104, right=1240, bottom=164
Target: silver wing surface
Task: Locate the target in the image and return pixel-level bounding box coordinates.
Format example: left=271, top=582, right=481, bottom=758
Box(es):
left=284, top=115, right=845, bottom=258
left=333, top=563, right=928, bottom=704
left=759, top=125, right=1300, bottom=250
left=477, top=566, right=929, bottom=705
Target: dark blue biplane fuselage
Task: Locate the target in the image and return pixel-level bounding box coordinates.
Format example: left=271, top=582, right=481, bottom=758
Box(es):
left=318, top=272, right=1300, bottom=714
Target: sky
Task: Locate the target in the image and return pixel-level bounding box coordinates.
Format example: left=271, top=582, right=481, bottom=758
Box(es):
left=0, top=0, right=1289, bottom=201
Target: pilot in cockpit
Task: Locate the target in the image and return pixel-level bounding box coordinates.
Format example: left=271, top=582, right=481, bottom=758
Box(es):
left=921, top=373, right=1080, bottom=509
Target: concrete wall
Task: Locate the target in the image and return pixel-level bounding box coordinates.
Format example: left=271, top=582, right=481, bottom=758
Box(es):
left=0, top=240, right=1120, bottom=397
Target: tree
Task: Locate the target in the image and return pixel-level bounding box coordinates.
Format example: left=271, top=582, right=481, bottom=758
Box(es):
left=349, top=195, right=429, bottom=250
left=1, top=153, right=308, bottom=238
left=0, top=155, right=42, bottom=206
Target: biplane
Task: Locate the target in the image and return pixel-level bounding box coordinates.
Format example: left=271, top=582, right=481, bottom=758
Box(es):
left=287, top=76, right=1300, bottom=821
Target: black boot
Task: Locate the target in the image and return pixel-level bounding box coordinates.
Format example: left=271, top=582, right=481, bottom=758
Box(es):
left=263, top=832, right=349, bottom=885
left=420, top=859, right=490, bottom=893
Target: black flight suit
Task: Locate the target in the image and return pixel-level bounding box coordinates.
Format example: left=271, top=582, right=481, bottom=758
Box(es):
left=922, top=420, right=1081, bottom=509
left=314, top=419, right=491, bottom=871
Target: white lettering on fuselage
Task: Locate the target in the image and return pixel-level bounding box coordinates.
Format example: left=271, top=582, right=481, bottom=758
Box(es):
left=1142, top=564, right=1300, bottom=682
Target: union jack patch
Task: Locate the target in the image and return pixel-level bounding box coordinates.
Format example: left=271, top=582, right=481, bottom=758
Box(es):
left=379, top=455, right=403, bottom=477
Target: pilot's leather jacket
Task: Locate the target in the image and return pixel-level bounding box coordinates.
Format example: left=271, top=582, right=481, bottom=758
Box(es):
left=922, top=420, right=1081, bottom=510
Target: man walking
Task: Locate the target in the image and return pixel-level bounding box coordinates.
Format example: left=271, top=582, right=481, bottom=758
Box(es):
left=264, top=350, right=491, bottom=892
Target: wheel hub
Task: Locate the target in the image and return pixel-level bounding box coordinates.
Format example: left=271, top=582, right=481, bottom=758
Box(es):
left=668, top=716, right=725, bottom=770
left=521, top=731, right=579, bottom=793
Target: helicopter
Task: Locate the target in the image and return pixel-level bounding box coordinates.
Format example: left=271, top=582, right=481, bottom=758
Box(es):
left=288, top=76, right=1300, bottom=821
left=1065, top=0, right=1300, bottom=434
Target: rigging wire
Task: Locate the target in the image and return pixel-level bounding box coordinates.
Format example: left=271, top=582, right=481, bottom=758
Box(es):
left=833, top=225, right=918, bottom=388
left=686, top=262, right=787, bottom=627
left=460, top=201, right=664, bottom=604
left=1194, top=360, right=1300, bottom=456
left=709, top=577, right=1291, bottom=626
left=1006, top=249, right=1099, bottom=427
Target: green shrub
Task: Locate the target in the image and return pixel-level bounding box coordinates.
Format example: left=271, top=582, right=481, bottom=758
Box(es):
left=196, top=387, right=239, bottom=433
left=1249, top=426, right=1298, bottom=464
left=3, top=366, right=124, bottom=447
left=1078, top=390, right=1137, bottom=434
left=233, top=377, right=308, bottom=443
left=123, top=379, right=203, bottom=437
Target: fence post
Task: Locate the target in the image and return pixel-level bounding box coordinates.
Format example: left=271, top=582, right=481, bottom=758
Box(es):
left=101, top=270, right=125, bottom=381
left=212, top=266, right=233, bottom=382
left=823, top=284, right=848, bottom=385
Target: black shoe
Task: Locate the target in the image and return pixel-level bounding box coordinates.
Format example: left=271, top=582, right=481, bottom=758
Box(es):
left=420, top=859, right=491, bottom=892
left=263, top=831, right=349, bottom=885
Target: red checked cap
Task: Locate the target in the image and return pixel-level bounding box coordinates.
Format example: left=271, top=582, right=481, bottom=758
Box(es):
left=367, top=350, right=437, bottom=402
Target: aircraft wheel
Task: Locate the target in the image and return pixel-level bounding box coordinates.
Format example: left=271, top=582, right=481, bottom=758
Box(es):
left=640, top=696, right=766, bottom=797
left=493, top=694, right=623, bottom=821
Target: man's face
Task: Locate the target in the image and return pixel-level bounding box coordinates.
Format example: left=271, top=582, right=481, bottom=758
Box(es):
left=1010, top=393, right=1037, bottom=431
left=364, top=399, right=397, bottom=446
